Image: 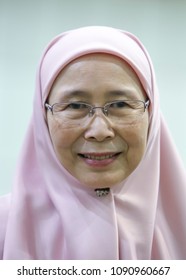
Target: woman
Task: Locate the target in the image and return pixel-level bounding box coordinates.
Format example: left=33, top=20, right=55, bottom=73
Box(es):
left=0, top=26, right=186, bottom=259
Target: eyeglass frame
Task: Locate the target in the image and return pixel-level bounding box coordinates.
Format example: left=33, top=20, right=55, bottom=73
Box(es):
left=45, top=99, right=150, bottom=118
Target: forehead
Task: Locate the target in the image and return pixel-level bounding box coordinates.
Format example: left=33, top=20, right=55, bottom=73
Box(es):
left=49, top=53, right=146, bottom=101
left=56, top=53, right=139, bottom=80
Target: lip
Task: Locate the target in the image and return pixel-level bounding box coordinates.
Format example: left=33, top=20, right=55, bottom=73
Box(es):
left=78, top=152, right=121, bottom=167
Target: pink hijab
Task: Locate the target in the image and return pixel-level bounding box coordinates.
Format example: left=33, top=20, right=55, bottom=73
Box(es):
left=1, top=26, right=186, bottom=259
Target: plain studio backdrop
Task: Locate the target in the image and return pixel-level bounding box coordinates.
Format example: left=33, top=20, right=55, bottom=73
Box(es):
left=0, top=0, right=186, bottom=195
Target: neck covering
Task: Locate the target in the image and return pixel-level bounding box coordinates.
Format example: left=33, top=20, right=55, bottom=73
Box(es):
left=1, top=26, right=186, bottom=259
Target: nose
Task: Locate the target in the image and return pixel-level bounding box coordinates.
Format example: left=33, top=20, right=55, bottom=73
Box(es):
left=84, top=113, right=115, bottom=142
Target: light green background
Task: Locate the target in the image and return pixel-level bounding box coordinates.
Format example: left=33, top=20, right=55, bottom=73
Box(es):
left=0, top=0, right=186, bottom=195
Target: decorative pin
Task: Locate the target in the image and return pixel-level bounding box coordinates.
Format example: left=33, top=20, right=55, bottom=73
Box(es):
left=95, top=188, right=110, bottom=197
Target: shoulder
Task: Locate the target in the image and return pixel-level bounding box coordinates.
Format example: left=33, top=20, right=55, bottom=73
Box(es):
left=0, top=193, right=11, bottom=259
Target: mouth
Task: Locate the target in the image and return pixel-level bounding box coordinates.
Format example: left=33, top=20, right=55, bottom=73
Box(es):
left=78, top=152, right=121, bottom=167
left=78, top=152, right=120, bottom=160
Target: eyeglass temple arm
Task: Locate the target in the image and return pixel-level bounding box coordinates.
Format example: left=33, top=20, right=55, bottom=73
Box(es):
left=45, top=103, right=53, bottom=111
left=145, top=100, right=150, bottom=109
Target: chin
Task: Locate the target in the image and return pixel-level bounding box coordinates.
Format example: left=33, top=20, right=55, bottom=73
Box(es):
left=79, top=175, right=125, bottom=189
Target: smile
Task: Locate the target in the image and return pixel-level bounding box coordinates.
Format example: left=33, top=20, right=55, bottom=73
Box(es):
left=79, top=152, right=120, bottom=159
left=78, top=152, right=121, bottom=167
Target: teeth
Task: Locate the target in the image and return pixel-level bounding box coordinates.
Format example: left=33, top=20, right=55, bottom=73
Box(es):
left=84, top=154, right=114, bottom=160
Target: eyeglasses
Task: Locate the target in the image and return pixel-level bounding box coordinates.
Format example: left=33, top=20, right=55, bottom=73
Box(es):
left=45, top=99, right=150, bottom=125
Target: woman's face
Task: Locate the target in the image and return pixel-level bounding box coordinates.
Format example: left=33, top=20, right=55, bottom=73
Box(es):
left=46, top=54, right=149, bottom=188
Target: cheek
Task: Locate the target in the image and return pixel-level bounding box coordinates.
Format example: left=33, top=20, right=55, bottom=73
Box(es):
left=121, top=118, right=148, bottom=140
left=129, top=125, right=148, bottom=146
left=119, top=118, right=149, bottom=157
left=47, top=117, right=81, bottom=150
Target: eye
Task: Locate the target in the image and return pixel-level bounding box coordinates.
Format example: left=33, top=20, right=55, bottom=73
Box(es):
left=67, top=102, right=89, bottom=110
left=109, top=101, right=129, bottom=108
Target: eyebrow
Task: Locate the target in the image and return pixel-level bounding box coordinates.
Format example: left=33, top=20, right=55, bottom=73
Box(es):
left=61, top=88, right=137, bottom=99
left=106, top=89, right=136, bottom=98
left=61, top=90, right=89, bottom=99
